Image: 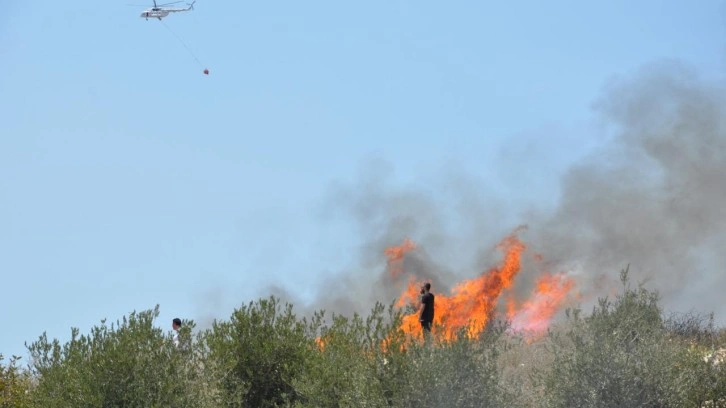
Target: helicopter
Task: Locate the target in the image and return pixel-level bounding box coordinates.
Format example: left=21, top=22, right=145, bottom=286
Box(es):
left=138, top=0, right=195, bottom=20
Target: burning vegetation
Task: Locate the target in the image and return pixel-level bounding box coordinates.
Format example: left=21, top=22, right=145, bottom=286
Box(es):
left=386, top=227, right=578, bottom=342
left=17, top=264, right=726, bottom=408
left=13, top=222, right=726, bottom=407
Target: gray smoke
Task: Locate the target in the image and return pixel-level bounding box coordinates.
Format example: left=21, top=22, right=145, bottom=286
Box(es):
left=260, top=60, right=726, bottom=326
left=259, top=156, right=524, bottom=321
left=529, top=60, right=726, bottom=322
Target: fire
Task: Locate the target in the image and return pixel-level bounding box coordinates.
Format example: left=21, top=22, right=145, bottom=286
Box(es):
left=384, top=238, right=416, bottom=280
left=508, top=272, right=575, bottom=334
left=395, top=275, right=421, bottom=308
left=315, top=336, right=326, bottom=351
left=387, top=228, right=576, bottom=343
left=394, top=231, right=527, bottom=341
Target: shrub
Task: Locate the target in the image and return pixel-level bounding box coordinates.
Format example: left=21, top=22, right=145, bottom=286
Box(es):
left=202, top=296, right=312, bottom=407
left=392, top=323, right=509, bottom=408
left=292, top=302, right=403, bottom=407
left=533, top=268, right=685, bottom=407
left=15, top=267, right=726, bottom=407
left=0, top=354, right=32, bottom=408
left=26, top=305, right=212, bottom=407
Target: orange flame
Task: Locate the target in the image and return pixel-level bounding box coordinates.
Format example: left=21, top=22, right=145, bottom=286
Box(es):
left=314, top=336, right=326, bottom=351
left=383, top=227, right=577, bottom=345
left=392, top=231, right=527, bottom=341
left=508, top=272, right=575, bottom=335
left=384, top=238, right=417, bottom=280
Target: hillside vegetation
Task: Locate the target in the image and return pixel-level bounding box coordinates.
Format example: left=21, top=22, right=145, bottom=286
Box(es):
left=3, top=269, right=725, bottom=408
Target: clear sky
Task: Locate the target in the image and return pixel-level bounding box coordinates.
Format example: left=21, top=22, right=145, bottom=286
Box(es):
left=1, top=1, right=724, bottom=359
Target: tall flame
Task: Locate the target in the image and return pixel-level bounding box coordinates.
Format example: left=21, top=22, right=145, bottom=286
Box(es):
left=394, top=231, right=527, bottom=341
left=508, top=272, right=575, bottom=335
left=384, top=238, right=417, bottom=280
left=386, top=228, right=576, bottom=343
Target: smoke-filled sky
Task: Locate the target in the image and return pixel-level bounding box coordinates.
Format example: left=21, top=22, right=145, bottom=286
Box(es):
left=533, top=62, right=726, bottom=319
left=2, top=0, right=726, bottom=358
left=273, top=62, right=726, bottom=325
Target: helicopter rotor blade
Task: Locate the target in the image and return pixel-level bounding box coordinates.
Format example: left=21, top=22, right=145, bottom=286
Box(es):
left=126, top=0, right=183, bottom=9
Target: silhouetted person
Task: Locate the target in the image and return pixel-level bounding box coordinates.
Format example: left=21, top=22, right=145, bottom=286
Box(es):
left=418, top=283, right=434, bottom=336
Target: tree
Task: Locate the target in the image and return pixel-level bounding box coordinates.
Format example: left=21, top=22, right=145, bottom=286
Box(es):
left=0, top=354, right=31, bottom=408
left=202, top=297, right=312, bottom=407
left=534, top=268, right=688, bottom=407
left=26, top=305, right=213, bottom=407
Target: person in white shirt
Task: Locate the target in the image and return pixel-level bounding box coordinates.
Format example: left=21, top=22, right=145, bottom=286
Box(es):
left=172, top=318, right=182, bottom=348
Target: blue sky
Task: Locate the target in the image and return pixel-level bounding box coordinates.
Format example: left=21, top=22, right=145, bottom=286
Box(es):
left=1, top=0, right=724, bottom=359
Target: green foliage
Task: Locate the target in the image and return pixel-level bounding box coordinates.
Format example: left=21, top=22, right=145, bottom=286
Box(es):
left=11, top=266, right=726, bottom=407
left=292, top=302, right=401, bottom=407
left=26, top=305, right=213, bottom=407
left=202, top=296, right=311, bottom=407
left=0, top=354, right=32, bottom=408
left=293, top=302, right=510, bottom=408
left=531, top=267, right=725, bottom=408
left=392, top=324, right=509, bottom=408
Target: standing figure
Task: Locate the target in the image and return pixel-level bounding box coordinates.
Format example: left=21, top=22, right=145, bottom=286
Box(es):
left=172, top=318, right=182, bottom=348
left=418, top=283, right=435, bottom=335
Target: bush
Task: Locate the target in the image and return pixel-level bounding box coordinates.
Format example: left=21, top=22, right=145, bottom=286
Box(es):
left=202, top=296, right=312, bottom=407
left=532, top=267, right=723, bottom=407
left=13, top=267, right=726, bottom=407
left=26, top=305, right=212, bottom=407
left=392, top=323, right=509, bottom=408
left=0, top=354, right=32, bottom=408
left=292, top=302, right=403, bottom=407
